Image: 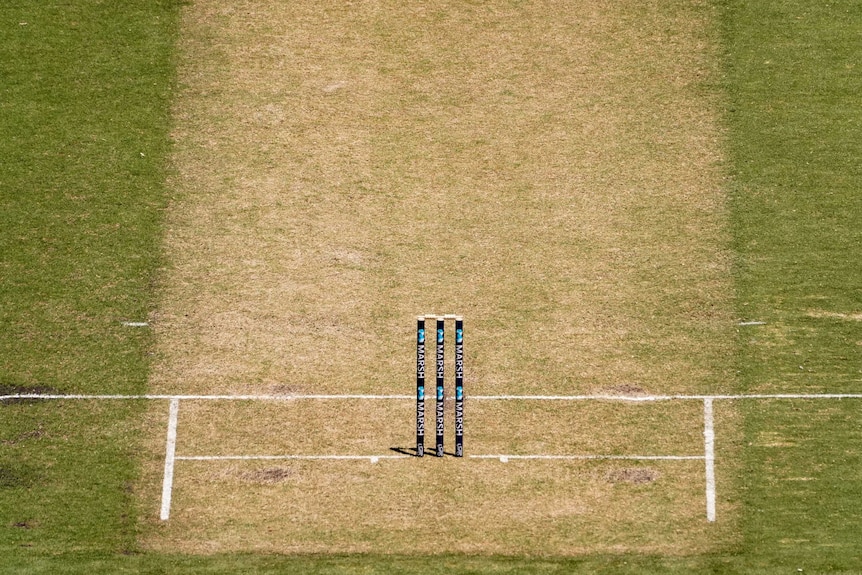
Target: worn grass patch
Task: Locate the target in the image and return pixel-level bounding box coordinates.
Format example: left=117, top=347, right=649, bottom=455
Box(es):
left=144, top=0, right=737, bottom=555
left=152, top=0, right=733, bottom=398
left=168, top=399, right=705, bottom=457
left=137, top=397, right=741, bottom=555
left=144, top=458, right=717, bottom=556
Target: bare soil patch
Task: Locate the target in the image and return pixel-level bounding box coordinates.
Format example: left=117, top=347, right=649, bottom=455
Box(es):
left=239, top=466, right=294, bottom=484
left=0, top=385, right=59, bottom=406
left=606, top=467, right=661, bottom=485
left=1, top=424, right=45, bottom=446
left=602, top=384, right=649, bottom=396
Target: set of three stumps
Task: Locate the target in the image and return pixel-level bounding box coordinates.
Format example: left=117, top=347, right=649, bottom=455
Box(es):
left=416, top=314, right=464, bottom=457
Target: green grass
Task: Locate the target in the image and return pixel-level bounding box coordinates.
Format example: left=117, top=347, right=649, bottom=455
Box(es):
left=0, top=553, right=755, bottom=575
left=2, top=0, right=861, bottom=572
left=0, top=0, right=179, bottom=560
left=726, top=0, right=862, bottom=392
left=0, top=0, right=176, bottom=395
left=724, top=0, right=862, bottom=571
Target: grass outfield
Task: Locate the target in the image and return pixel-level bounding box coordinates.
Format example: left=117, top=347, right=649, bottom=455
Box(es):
left=725, top=0, right=862, bottom=569
left=1, top=0, right=861, bottom=573
left=0, top=0, right=179, bottom=559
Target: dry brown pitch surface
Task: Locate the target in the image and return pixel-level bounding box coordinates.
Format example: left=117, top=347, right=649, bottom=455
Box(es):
left=142, top=0, right=739, bottom=555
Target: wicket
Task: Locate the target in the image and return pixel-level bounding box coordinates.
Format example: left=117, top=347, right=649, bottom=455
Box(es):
left=416, top=314, right=464, bottom=457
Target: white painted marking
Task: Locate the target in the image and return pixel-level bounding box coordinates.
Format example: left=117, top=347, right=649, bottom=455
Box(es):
left=472, top=395, right=664, bottom=401
left=471, top=454, right=703, bottom=461
left=160, top=398, right=179, bottom=521
left=0, top=394, right=414, bottom=401
left=700, top=394, right=862, bottom=400
left=738, top=321, right=766, bottom=326
left=704, top=398, right=717, bottom=522
left=121, top=321, right=149, bottom=327
left=4, top=393, right=862, bottom=402
left=473, top=393, right=862, bottom=401
left=276, top=394, right=414, bottom=400
left=171, top=453, right=703, bottom=462
left=175, top=455, right=413, bottom=463
left=175, top=454, right=409, bottom=461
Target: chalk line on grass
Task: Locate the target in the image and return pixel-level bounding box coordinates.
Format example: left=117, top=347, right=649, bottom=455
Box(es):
left=4, top=393, right=862, bottom=401
left=471, top=454, right=703, bottom=462
left=160, top=398, right=180, bottom=521
left=176, top=454, right=409, bottom=462
left=704, top=398, right=716, bottom=522
left=174, top=453, right=701, bottom=462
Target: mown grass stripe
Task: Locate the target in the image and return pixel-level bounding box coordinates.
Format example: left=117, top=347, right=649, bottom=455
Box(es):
left=723, top=0, right=862, bottom=568
left=0, top=0, right=181, bottom=558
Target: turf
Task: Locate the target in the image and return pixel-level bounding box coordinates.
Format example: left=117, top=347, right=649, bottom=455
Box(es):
left=140, top=398, right=727, bottom=556
left=723, top=0, right=862, bottom=570
left=1, top=0, right=861, bottom=571
left=145, top=0, right=735, bottom=556
left=152, top=0, right=734, bottom=401
left=0, top=0, right=179, bottom=559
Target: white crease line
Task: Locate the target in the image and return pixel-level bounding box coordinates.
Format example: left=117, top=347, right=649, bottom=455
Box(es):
left=176, top=454, right=410, bottom=462
left=701, top=394, right=862, bottom=400
left=704, top=398, right=717, bottom=522
left=272, top=394, right=414, bottom=400
left=173, top=453, right=700, bottom=463
left=472, top=395, right=669, bottom=401
left=0, top=394, right=413, bottom=401
left=159, top=398, right=180, bottom=521
left=468, top=394, right=862, bottom=401
left=470, top=454, right=703, bottom=461
left=4, top=393, right=862, bottom=401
